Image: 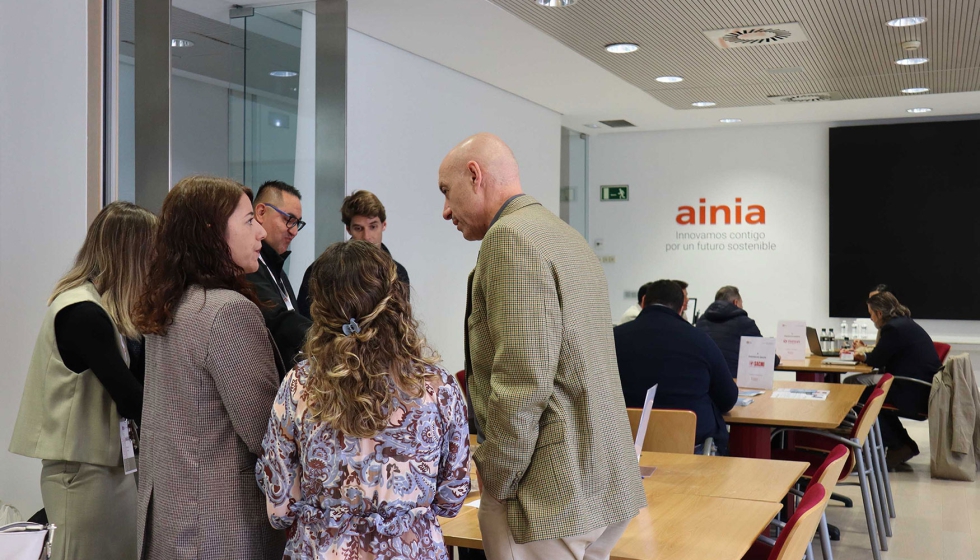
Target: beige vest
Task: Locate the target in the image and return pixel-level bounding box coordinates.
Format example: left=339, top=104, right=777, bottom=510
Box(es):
left=9, top=283, right=128, bottom=466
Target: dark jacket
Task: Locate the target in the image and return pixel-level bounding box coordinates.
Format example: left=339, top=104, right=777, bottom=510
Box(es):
left=244, top=241, right=312, bottom=371
left=296, top=243, right=409, bottom=319
left=695, top=300, right=780, bottom=376
left=614, top=305, right=739, bottom=450
left=866, top=316, right=941, bottom=415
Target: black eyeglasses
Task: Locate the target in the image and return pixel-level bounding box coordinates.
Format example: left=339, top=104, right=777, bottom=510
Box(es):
left=265, top=204, right=306, bottom=232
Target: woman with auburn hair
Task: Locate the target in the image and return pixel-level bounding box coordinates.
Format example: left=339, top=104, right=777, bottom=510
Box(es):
left=10, top=201, right=157, bottom=560
left=847, top=291, right=942, bottom=469
left=257, top=240, right=470, bottom=559
left=135, top=176, right=285, bottom=559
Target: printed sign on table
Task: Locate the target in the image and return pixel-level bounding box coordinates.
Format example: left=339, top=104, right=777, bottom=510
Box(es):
left=775, top=320, right=807, bottom=361
left=736, top=336, right=777, bottom=390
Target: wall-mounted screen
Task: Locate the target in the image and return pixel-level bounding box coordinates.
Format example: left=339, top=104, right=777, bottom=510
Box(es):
left=829, top=118, right=980, bottom=320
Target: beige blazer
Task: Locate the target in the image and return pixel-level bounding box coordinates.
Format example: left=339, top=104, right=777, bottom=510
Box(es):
left=137, top=286, right=284, bottom=560
left=466, top=195, right=646, bottom=544
left=929, top=353, right=980, bottom=481
left=9, top=282, right=127, bottom=466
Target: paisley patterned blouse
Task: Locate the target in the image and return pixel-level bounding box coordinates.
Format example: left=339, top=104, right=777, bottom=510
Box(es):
left=257, top=361, right=470, bottom=559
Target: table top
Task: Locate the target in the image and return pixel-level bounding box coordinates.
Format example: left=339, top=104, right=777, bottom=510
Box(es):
left=724, top=380, right=865, bottom=429
left=441, top=452, right=804, bottom=560
left=639, top=452, right=807, bottom=503
left=441, top=494, right=781, bottom=560
left=776, top=355, right=873, bottom=374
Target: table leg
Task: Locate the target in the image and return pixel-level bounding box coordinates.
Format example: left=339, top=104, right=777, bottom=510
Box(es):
left=728, top=424, right=771, bottom=459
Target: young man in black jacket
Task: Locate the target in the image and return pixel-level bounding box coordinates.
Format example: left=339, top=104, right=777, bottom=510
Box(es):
left=245, top=180, right=312, bottom=371
left=696, top=286, right=779, bottom=377
left=614, top=280, right=738, bottom=454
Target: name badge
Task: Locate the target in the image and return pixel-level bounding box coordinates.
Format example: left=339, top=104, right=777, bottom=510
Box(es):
left=119, top=420, right=138, bottom=475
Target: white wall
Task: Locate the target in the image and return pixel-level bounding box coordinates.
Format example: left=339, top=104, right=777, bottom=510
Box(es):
left=0, top=0, right=90, bottom=514
left=589, top=123, right=980, bottom=345
left=348, top=29, right=561, bottom=374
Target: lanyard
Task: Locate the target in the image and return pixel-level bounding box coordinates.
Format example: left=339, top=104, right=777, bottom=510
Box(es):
left=258, top=255, right=294, bottom=311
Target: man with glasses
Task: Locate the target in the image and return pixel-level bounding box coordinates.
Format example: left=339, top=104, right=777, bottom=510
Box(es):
left=246, top=180, right=311, bottom=371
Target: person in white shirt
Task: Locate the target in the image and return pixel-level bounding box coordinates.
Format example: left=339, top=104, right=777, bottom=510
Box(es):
left=618, top=282, right=651, bottom=325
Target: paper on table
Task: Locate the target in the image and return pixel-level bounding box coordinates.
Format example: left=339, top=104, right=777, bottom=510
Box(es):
left=771, top=388, right=829, bottom=401
left=739, top=390, right=764, bottom=397
left=776, top=320, right=807, bottom=361
left=736, top=336, right=776, bottom=390
left=736, top=398, right=754, bottom=406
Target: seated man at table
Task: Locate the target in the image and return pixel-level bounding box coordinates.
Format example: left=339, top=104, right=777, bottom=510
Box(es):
left=614, top=279, right=739, bottom=454
left=696, top=285, right=780, bottom=376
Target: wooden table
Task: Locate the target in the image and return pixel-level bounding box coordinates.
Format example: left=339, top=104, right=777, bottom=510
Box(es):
left=777, top=355, right=873, bottom=383
left=639, top=451, right=806, bottom=503
left=725, top=381, right=865, bottom=458
left=441, top=453, right=806, bottom=560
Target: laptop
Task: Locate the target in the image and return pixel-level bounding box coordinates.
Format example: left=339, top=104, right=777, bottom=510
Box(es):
left=806, top=327, right=839, bottom=357
left=634, top=385, right=658, bottom=478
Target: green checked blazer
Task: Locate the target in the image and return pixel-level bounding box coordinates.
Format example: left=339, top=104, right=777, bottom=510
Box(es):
left=466, top=195, right=646, bottom=544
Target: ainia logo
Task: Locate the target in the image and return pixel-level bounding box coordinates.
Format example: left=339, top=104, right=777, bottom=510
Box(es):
left=676, top=198, right=766, bottom=225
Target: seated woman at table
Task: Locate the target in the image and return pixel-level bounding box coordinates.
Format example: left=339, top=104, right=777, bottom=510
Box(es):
left=844, top=292, right=941, bottom=469
left=256, top=240, right=470, bottom=560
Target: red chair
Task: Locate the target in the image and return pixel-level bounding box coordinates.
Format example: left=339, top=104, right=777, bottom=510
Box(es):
left=743, top=483, right=830, bottom=560
left=934, top=341, right=951, bottom=363
left=455, top=370, right=467, bottom=397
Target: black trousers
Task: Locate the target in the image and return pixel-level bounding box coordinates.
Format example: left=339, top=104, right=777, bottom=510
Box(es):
left=877, top=409, right=919, bottom=452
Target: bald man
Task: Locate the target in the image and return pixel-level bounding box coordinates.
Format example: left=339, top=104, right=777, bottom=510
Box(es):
left=440, top=133, right=645, bottom=559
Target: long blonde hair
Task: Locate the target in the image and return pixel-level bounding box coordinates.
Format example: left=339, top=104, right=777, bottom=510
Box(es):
left=303, top=241, right=439, bottom=438
left=52, top=201, right=158, bottom=339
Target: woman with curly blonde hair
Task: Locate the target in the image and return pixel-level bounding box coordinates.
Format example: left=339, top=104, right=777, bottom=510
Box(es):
left=257, top=240, right=470, bottom=559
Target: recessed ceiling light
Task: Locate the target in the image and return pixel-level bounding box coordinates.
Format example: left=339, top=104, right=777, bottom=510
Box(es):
left=895, top=57, right=928, bottom=65
left=534, top=0, right=578, bottom=5
left=656, top=76, right=684, bottom=83
left=692, top=101, right=716, bottom=107
left=605, top=43, right=639, bottom=54
left=269, top=70, right=298, bottom=77
left=583, top=123, right=601, bottom=129
left=171, top=38, right=194, bottom=48
left=901, top=87, right=930, bottom=94
left=907, top=107, right=932, bottom=113
left=887, top=16, right=927, bottom=27
left=719, top=118, right=741, bottom=123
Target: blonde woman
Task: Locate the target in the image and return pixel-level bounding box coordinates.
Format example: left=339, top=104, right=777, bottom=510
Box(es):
left=257, top=241, right=470, bottom=559
left=9, top=201, right=157, bottom=560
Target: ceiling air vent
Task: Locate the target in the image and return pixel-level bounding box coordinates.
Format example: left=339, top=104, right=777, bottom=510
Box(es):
left=767, top=91, right=842, bottom=104
left=599, top=119, right=636, bottom=128
left=703, top=22, right=809, bottom=49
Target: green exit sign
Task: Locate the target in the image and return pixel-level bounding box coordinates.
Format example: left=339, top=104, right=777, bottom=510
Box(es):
left=601, top=185, right=629, bottom=201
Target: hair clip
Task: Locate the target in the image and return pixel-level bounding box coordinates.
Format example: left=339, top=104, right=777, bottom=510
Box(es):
left=342, top=318, right=361, bottom=337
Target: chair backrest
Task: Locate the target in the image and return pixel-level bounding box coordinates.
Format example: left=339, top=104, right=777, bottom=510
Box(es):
left=934, top=342, right=952, bottom=363
left=851, top=387, right=887, bottom=445
left=626, top=408, right=697, bottom=454
left=455, top=370, right=467, bottom=397
left=810, top=444, right=850, bottom=488
left=770, top=483, right=830, bottom=560
left=874, top=373, right=894, bottom=396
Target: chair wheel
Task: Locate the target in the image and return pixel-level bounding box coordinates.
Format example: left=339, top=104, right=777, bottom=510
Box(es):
left=828, top=524, right=841, bottom=541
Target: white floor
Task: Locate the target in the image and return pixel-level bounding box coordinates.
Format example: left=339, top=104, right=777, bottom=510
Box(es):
left=823, top=419, right=978, bottom=560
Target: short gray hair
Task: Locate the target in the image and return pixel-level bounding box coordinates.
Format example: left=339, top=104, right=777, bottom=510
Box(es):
left=715, top=285, right=741, bottom=303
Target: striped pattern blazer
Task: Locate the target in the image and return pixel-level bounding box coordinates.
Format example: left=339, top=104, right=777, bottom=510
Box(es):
left=466, top=195, right=646, bottom=544
left=137, top=286, right=285, bottom=560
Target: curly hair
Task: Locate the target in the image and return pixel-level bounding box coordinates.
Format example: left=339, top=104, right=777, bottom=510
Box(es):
left=52, top=201, right=157, bottom=339
left=302, top=240, right=439, bottom=438
left=135, top=176, right=259, bottom=335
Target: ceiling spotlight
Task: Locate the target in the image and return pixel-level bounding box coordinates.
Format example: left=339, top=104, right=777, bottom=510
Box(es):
left=583, top=123, right=602, bottom=129
left=171, top=38, right=195, bottom=48
left=534, top=0, right=578, bottom=5
left=270, top=70, right=298, bottom=77
left=895, top=57, right=928, bottom=65
left=605, top=43, right=639, bottom=54
left=907, top=107, right=932, bottom=113
left=656, top=76, right=684, bottom=83
left=692, top=101, right=716, bottom=107
left=719, top=118, right=741, bottom=123
left=901, top=87, right=929, bottom=94
left=887, top=16, right=927, bottom=27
